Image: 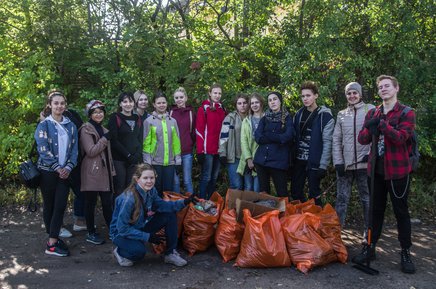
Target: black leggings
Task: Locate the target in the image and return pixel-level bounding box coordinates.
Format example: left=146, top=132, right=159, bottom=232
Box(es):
left=84, top=191, right=113, bottom=234
left=40, top=171, right=70, bottom=239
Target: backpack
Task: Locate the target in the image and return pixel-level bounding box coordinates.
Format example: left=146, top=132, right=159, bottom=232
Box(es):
left=400, top=106, right=420, bottom=172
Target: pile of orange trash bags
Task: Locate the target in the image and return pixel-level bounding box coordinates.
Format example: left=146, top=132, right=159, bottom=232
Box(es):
left=219, top=198, right=348, bottom=273
left=155, top=192, right=347, bottom=274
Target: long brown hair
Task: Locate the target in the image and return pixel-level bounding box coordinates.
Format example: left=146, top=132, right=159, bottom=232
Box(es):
left=126, top=163, right=157, bottom=224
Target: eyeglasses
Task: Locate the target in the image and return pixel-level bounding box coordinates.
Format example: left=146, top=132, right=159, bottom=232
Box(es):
left=347, top=91, right=359, bottom=96
left=92, top=110, right=105, bottom=115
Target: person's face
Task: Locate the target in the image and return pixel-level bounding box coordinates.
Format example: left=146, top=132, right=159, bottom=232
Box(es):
left=378, top=79, right=399, bottom=101
left=268, top=94, right=281, bottom=112
left=209, top=87, right=222, bottom=103
left=153, top=96, right=168, bottom=114
left=346, top=90, right=361, bottom=105
left=236, top=97, right=248, bottom=114
left=90, top=108, right=105, bottom=123
left=137, top=94, right=148, bottom=110
left=120, top=97, right=134, bottom=114
left=174, top=91, right=187, bottom=108
left=301, top=89, right=318, bottom=108
left=250, top=97, right=262, bottom=114
left=136, top=169, right=156, bottom=191
left=49, top=95, right=66, bottom=117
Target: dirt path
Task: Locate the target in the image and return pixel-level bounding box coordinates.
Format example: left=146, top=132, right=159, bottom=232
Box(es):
left=1, top=206, right=435, bottom=289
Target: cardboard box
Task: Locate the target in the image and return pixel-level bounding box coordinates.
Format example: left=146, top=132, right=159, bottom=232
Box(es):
left=226, top=189, right=286, bottom=223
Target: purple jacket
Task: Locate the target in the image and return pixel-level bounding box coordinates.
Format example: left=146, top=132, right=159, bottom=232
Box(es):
left=170, top=105, right=196, bottom=155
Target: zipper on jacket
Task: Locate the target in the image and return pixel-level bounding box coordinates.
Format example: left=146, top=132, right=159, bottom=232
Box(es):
left=353, top=107, right=358, bottom=169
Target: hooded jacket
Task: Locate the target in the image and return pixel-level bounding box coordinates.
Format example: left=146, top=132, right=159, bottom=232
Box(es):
left=195, top=99, right=226, bottom=155
left=79, top=122, right=116, bottom=192
left=293, top=106, right=334, bottom=170
left=332, top=101, right=374, bottom=170
left=143, top=111, right=181, bottom=166
left=219, top=111, right=244, bottom=163
left=169, top=105, right=196, bottom=155
left=35, top=115, right=78, bottom=172
left=237, top=115, right=261, bottom=176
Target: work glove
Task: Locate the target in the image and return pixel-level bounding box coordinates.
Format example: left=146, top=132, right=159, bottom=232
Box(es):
left=335, top=164, right=346, bottom=177
left=175, top=165, right=182, bottom=175
left=148, top=234, right=165, bottom=245
left=362, top=155, right=369, bottom=163
left=364, top=118, right=380, bottom=136
left=183, top=193, right=196, bottom=206
left=317, top=168, right=327, bottom=179
left=197, top=154, right=205, bottom=165
left=219, top=156, right=227, bottom=166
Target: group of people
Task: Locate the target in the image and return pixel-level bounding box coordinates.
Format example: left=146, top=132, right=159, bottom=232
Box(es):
left=34, top=74, right=416, bottom=273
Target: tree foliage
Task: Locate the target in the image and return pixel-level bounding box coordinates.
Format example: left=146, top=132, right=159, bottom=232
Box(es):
left=0, top=0, right=435, bottom=183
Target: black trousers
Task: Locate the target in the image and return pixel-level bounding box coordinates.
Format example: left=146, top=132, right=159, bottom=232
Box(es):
left=254, top=164, right=289, bottom=197
left=370, top=174, right=412, bottom=249
left=84, top=191, right=113, bottom=234
left=291, top=160, right=323, bottom=206
left=40, top=171, right=70, bottom=239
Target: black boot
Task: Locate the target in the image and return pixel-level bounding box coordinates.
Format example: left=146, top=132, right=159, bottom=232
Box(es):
left=352, top=243, right=376, bottom=264
left=400, top=248, right=416, bottom=274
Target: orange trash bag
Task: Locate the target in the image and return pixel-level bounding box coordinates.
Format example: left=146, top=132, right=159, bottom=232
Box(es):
left=280, top=213, right=337, bottom=274
left=215, top=208, right=245, bottom=262
left=318, top=204, right=348, bottom=263
left=183, top=192, right=224, bottom=256
left=234, top=209, right=291, bottom=268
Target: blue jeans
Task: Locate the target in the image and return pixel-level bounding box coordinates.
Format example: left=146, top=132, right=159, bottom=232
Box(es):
left=199, top=154, right=221, bottom=200
left=154, top=165, right=175, bottom=196
left=227, top=159, right=243, bottom=190
left=173, top=154, right=194, bottom=193
left=113, top=212, right=178, bottom=261
left=243, top=171, right=260, bottom=192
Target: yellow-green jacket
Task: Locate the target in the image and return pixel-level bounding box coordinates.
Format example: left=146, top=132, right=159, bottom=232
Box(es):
left=237, top=115, right=260, bottom=176
left=143, top=112, right=181, bottom=166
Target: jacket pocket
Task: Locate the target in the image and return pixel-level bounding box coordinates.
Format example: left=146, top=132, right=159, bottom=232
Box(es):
left=90, top=161, right=99, bottom=175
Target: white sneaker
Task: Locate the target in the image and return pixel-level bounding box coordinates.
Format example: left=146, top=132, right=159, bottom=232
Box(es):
left=59, top=227, right=72, bottom=238
left=164, top=250, right=187, bottom=267
left=73, top=223, right=87, bottom=232
left=113, top=247, right=133, bottom=267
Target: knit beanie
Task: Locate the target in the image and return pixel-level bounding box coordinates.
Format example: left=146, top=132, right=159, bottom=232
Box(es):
left=86, top=100, right=105, bottom=117
left=345, top=82, right=362, bottom=96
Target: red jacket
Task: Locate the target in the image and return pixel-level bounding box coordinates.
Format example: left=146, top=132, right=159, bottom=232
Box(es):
left=358, top=102, right=415, bottom=180
left=170, top=105, right=196, bottom=155
left=195, top=99, right=226, bottom=155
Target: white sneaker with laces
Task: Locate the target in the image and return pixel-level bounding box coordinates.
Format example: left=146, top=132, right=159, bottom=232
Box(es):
left=59, top=227, right=72, bottom=238
left=113, top=247, right=133, bottom=267
left=164, top=250, right=187, bottom=267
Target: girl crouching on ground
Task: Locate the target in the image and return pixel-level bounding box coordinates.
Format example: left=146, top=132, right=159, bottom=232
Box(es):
left=110, top=163, right=194, bottom=267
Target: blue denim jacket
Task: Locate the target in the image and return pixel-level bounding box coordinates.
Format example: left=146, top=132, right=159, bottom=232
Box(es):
left=34, top=116, right=78, bottom=172
left=110, top=184, right=185, bottom=242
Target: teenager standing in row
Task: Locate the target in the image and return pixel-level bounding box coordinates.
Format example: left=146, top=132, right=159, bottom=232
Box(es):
left=35, top=91, right=78, bottom=256
left=109, top=92, right=143, bottom=197
left=143, top=93, right=181, bottom=195
left=196, top=84, right=226, bottom=199
left=170, top=87, right=196, bottom=194
left=79, top=100, right=115, bottom=245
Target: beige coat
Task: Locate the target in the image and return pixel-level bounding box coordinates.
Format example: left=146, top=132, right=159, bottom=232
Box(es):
left=332, top=101, right=375, bottom=170
left=80, top=122, right=116, bottom=192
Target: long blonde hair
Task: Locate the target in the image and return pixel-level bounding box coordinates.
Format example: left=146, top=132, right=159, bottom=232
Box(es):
left=126, top=163, right=157, bottom=224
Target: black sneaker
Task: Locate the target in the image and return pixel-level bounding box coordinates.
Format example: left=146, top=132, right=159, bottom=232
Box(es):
left=401, top=248, right=416, bottom=274
left=57, top=239, right=69, bottom=250
left=86, top=232, right=105, bottom=245
left=352, top=244, right=376, bottom=264
left=45, top=241, right=70, bottom=257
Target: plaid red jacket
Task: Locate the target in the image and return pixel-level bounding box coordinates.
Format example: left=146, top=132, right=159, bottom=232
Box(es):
left=358, top=102, right=416, bottom=180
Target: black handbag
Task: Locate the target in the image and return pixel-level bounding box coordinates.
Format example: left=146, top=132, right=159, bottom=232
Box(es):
left=19, top=142, right=40, bottom=189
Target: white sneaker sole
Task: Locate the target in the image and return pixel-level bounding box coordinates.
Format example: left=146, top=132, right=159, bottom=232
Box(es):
left=45, top=249, right=69, bottom=257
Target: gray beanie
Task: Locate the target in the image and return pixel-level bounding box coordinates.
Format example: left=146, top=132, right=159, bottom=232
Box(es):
left=345, top=82, right=362, bottom=96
